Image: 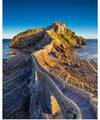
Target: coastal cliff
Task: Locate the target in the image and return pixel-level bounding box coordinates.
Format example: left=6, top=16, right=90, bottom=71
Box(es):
left=9, top=21, right=86, bottom=50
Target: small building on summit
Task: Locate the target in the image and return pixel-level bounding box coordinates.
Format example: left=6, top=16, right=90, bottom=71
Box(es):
left=54, top=21, right=60, bottom=24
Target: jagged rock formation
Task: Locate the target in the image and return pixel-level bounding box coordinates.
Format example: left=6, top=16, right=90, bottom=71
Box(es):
left=9, top=21, right=86, bottom=50
left=3, top=54, right=31, bottom=76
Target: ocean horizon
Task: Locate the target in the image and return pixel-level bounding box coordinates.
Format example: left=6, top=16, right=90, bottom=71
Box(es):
left=3, top=39, right=98, bottom=62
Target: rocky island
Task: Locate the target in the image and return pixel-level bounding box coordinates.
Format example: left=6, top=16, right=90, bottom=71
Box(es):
left=3, top=21, right=97, bottom=119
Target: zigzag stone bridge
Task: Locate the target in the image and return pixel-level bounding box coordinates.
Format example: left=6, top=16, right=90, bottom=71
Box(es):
left=30, top=54, right=97, bottom=119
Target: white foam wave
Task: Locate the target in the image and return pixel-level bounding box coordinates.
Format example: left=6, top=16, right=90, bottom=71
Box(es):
left=74, top=52, right=98, bottom=62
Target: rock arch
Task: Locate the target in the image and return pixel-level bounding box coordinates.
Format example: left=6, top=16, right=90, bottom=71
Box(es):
left=50, top=95, right=63, bottom=119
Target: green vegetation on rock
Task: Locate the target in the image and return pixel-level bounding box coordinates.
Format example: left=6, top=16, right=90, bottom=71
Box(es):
left=3, top=77, right=14, bottom=84
left=16, top=28, right=43, bottom=37
left=58, top=32, right=76, bottom=47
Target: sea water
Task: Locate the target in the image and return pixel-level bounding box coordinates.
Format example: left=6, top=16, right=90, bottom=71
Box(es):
left=74, top=39, right=98, bottom=62
left=3, top=39, right=12, bottom=59
left=3, top=39, right=98, bottom=61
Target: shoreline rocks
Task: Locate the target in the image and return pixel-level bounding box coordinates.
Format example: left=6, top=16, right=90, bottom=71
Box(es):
left=3, top=54, right=32, bottom=77
left=74, top=44, right=83, bottom=48
left=4, top=51, right=17, bottom=55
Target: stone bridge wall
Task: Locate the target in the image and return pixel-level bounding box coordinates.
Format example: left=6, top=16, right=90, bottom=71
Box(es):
left=32, top=54, right=81, bottom=119
left=39, top=64, right=97, bottom=117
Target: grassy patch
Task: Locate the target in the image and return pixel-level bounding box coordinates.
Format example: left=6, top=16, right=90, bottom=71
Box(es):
left=3, top=77, right=14, bottom=85
left=58, top=33, right=69, bottom=46
left=71, top=34, right=76, bottom=39
left=16, top=28, right=43, bottom=38
left=58, top=32, right=76, bottom=46
left=47, top=23, right=57, bottom=30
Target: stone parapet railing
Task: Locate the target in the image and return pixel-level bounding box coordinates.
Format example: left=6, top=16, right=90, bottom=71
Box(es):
left=32, top=54, right=82, bottom=119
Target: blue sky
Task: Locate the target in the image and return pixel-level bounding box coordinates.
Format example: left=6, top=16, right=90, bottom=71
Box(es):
left=3, top=0, right=97, bottom=39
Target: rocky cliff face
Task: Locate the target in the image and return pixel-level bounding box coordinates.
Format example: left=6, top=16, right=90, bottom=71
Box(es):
left=9, top=28, right=44, bottom=48
left=9, top=21, right=86, bottom=51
